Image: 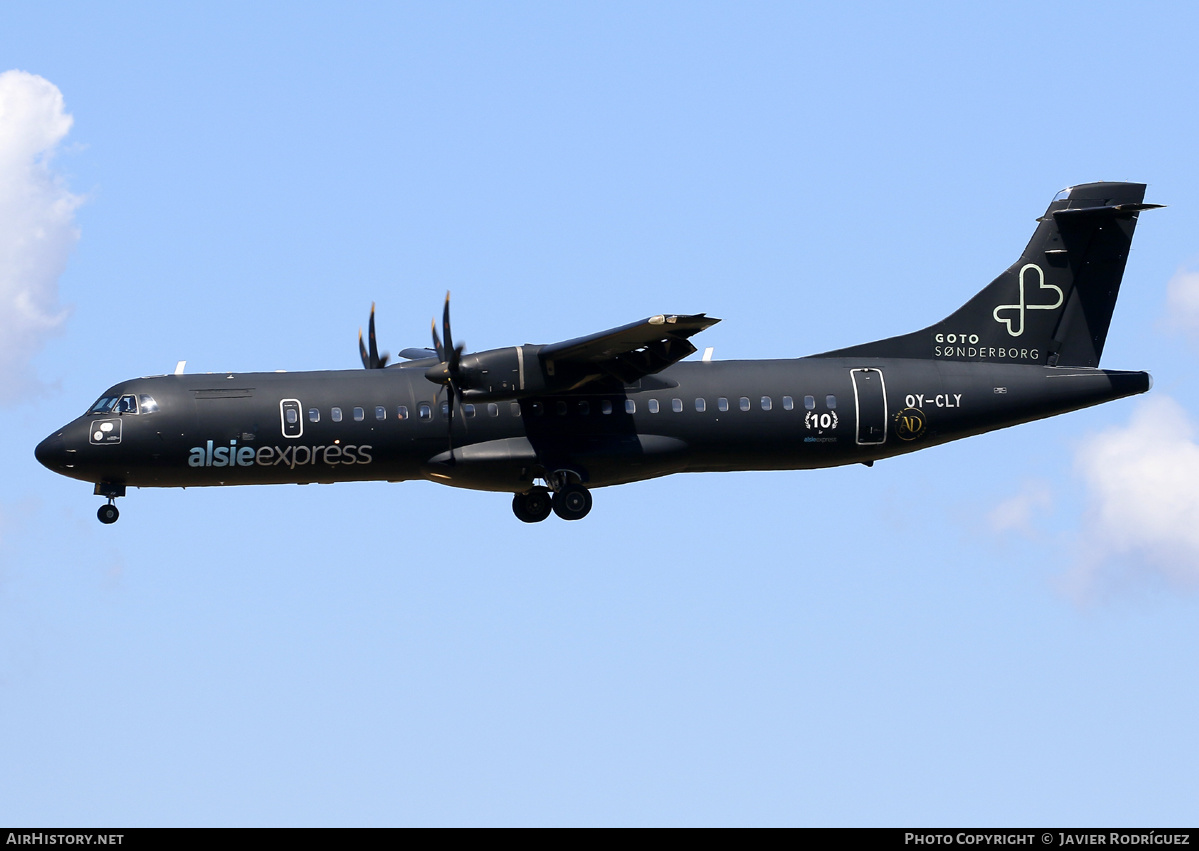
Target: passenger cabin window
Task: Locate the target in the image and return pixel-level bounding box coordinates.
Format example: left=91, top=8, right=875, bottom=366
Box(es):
left=625, top=399, right=636, bottom=414
left=739, top=397, right=751, bottom=412
left=463, top=404, right=476, bottom=418
left=804, top=395, right=815, bottom=410
left=826, top=395, right=837, bottom=409
left=648, top=399, right=660, bottom=414
left=782, top=396, right=794, bottom=411
left=695, top=398, right=706, bottom=412
left=139, top=395, right=159, bottom=414
left=440, top=402, right=450, bottom=417
left=718, top=397, right=729, bottom=412
left=375, top=406, right=386, bottom=420
left=602, top=400, right=613, bottom=415
left=397, top=405, right=408, bottom=420
left=418, top=403, right=432, bottom=420
left=556, top=401, right=568, bottom=416
left=353, top=407, right=365, bottom=421
left=332, top=407, right=343, bottom=422
left=578, top=401, right=590, bottom=415
left=761, top=396, right=772, bottom=411
left=527, top=401, right=543, bottom=416
left=487, top=403, right=499, bottom=417
left=308, top=408, right=321, bottom=423
left=285, top=408, right=298, bottom=425
left=671, top=398, right=682, bottom=413
left=510, top=402, right=521, bottom=417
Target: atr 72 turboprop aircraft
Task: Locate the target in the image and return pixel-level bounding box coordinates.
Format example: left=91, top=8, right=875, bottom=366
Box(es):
left=37, top=182, right=1161, bottom=524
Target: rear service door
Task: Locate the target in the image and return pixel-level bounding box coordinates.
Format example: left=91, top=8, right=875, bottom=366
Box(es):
left=851, top=369, right=887, bottom=445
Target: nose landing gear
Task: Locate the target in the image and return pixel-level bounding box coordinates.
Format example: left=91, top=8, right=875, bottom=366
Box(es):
left=93, top=482, right=126, bottom=525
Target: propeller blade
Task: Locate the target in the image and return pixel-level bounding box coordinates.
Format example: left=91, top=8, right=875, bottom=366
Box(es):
left=442, top=291, right=454, bottom=364
left=431, top=319, right=444, bottom=362
left=359, top=303, right=389, bottom=369
left=429, top=292, right=464, bottom=382
left=368, top=302, right=386, bottom=368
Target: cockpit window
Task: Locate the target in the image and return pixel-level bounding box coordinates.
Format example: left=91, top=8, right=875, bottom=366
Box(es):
left=1052, top=187, right=1072, bottom=202
left=89, top=393, right=157, bottom=415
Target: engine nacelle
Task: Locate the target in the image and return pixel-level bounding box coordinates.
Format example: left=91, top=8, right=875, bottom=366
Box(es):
left=428, top=345, right=593, bottom=401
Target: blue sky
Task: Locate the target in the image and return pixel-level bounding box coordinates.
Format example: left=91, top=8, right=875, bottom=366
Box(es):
left=3, top=2, right=1199, bottom=826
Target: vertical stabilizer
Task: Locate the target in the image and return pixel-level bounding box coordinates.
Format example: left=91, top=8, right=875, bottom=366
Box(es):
left=817, top=182, right=1160, bottom=367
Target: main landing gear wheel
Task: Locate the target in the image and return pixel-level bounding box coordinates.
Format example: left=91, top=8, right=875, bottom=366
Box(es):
left=552, top=483, right=592, bottom=521
left=97, top=503, right=119, bottom=525
left=512, top=486, right=553, bottom=523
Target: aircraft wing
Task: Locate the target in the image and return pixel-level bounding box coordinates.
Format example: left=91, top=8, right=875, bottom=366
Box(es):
left=540, top=313, right=719, bottom=385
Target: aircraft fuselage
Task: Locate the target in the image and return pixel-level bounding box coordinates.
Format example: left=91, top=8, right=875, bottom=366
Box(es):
left=36, top=357, right=1149, bottom=497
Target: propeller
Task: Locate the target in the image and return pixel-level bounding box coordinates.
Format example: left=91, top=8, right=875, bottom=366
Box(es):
left=358, top=302, right=390, bottom=369
left=427, top=292, right=467, bottom=453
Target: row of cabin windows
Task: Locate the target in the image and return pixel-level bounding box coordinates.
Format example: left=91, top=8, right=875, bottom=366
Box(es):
left=301, top=394, right=838, bottom=425
left=520, top=395, right=836, bottom=415
left=305, top=402, right=521, bottom=423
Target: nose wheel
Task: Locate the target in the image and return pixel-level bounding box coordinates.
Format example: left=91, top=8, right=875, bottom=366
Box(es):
left=93, top=482, right=125, bottom=524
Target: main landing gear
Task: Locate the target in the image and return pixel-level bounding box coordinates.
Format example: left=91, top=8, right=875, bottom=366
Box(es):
left=511, top=475, right=593, bottom=523
left=551, top=483, right=592, bottom=521
left=94, top=482, right=125, bottom=525
left=512, top=486, right=552, bottom=523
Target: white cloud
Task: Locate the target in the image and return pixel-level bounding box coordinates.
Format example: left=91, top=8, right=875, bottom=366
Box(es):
left=0, top=69, right=80, bottom=404
left=1164, top=267, right=1199, bottom=339
left=986, top=478, right=1053, bottom=538
left=1067, top=395, right=1199, bottom=594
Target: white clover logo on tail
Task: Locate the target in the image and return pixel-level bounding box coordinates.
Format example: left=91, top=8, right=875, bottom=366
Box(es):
left=993, top=264, right=1064, bottom=337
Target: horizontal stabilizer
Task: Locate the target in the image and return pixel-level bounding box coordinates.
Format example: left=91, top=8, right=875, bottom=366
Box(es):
left=1053, top=202, right=1166, bottom=217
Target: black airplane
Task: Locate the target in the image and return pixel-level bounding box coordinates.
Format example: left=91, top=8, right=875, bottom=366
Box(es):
left=36, top=181, right=1161, bottom=524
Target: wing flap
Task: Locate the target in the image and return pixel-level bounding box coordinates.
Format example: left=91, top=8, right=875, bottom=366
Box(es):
left=540, top=313, right=719, bottom=385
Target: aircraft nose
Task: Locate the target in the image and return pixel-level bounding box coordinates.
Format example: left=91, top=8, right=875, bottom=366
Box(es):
left=35, top=432, right=68, bottom=471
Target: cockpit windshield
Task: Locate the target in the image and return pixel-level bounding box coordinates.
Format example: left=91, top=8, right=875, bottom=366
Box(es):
left=87, top=394, right=158, bottom=415
left=1052, top=187, right=1073, bottom=203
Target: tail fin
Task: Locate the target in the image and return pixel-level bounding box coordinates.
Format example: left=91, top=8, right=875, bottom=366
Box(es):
left=817, top=182, right=1161, bottom=367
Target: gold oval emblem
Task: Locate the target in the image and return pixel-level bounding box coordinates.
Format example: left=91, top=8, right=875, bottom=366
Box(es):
left=893, top=407, right=927, bottom=441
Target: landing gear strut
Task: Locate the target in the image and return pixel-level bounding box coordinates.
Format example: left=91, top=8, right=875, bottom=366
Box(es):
left=94, top=482, right=125, bottom=525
